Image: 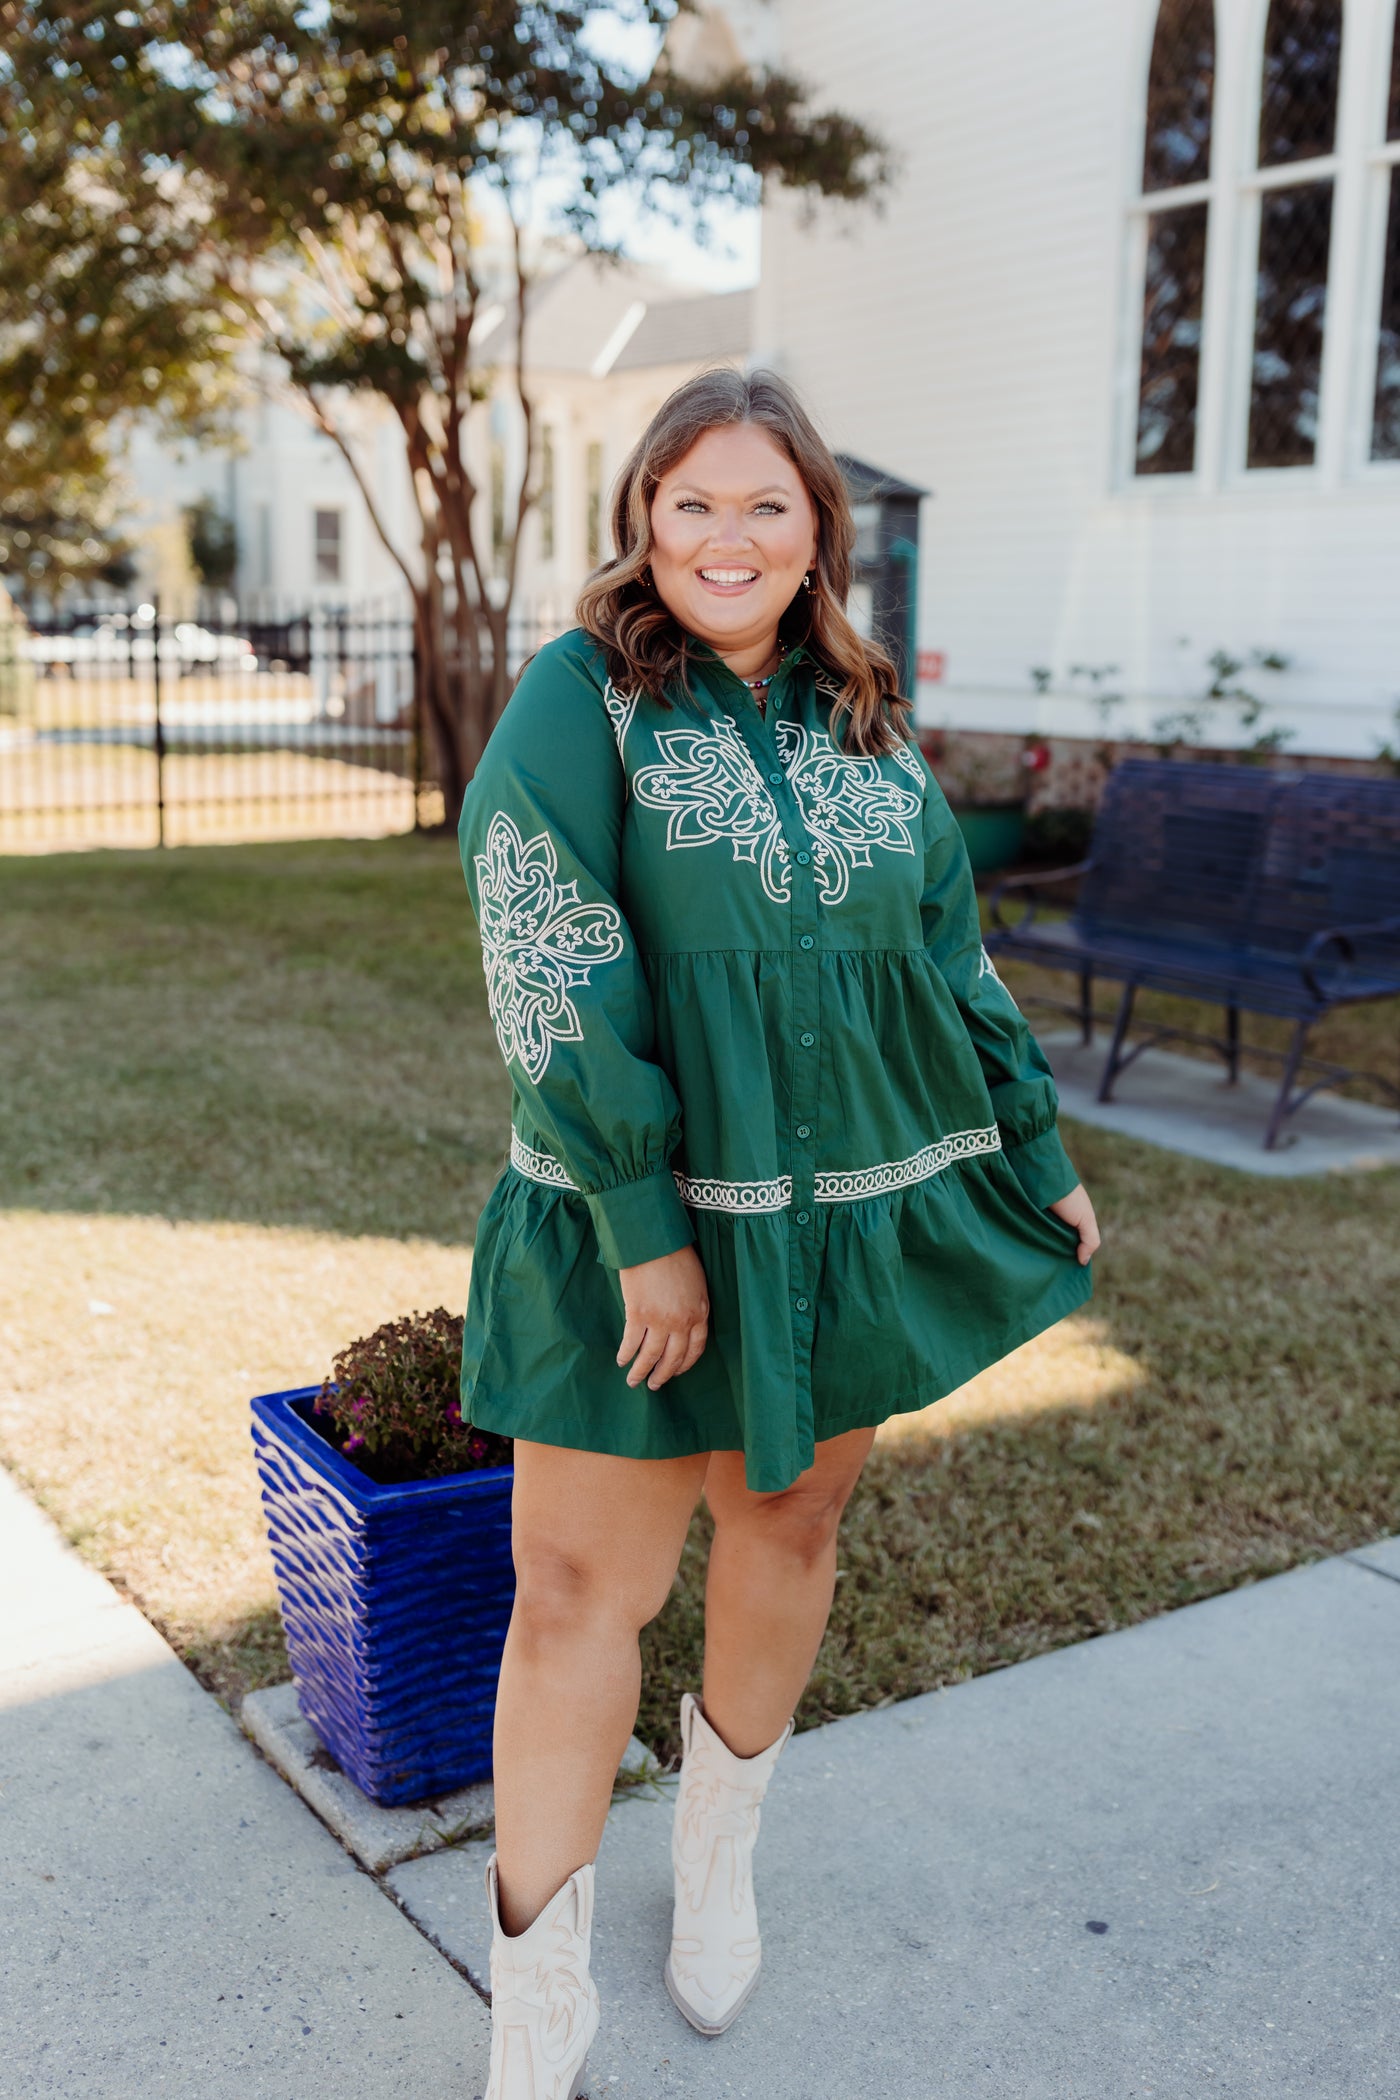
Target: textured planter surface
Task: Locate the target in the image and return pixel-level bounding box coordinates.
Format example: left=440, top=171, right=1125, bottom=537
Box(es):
left=250, top=1387, right=515, bottom=1806
left=952, top=803, right=1027, bottom=874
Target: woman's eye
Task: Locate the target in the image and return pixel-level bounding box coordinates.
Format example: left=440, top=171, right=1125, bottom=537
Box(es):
left=676, top=499, right=707, bottom=513
left=754, top=501, right=788, bottom=515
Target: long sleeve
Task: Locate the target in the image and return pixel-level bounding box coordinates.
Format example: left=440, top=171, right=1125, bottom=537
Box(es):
left=916, top=765, right=1081, bottom=1209
left=459, top=637, right=695, bottom=1269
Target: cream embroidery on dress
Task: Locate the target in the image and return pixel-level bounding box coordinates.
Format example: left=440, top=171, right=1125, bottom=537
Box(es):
left=602, top=678, right=638, bottom=759
left=775, top=720, right=923, bottom=904
left=508, top=1128, right=1001, bottom=1208
left=630, top=716, right=922, bottom=905
left=510, top=1131, right=578, bottom=1188
left=814, top=1126, right=1002, bottom=1201
left=673, top=1170, right=792, bottom=1214
left=632, top=719, right=792, bottom=903
left=475, top=810, right=625, bottom=1083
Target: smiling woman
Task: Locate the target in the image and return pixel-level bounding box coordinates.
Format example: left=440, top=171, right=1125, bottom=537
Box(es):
left=576, top=364, right=912, bottom=758
left=455, top=366, right=1099, bottom=2093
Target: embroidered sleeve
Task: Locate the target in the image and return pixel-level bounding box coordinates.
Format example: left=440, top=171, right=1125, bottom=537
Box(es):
left=915, top=760, right=1081, bottom=1209
left=459, top=637, right=695, bottom=1269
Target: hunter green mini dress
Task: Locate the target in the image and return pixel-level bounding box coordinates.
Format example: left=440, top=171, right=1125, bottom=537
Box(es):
left=458, top=627, right=1091, bottom=1493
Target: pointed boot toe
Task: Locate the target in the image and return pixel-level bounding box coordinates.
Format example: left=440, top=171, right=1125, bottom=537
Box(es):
left=665, top=1692, right=792, bottom=2038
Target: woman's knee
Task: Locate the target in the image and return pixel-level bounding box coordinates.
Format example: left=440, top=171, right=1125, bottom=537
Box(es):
left=511, top=1535, right=672, bottom=1644
left=714, top=1478, right=852, bottom=1572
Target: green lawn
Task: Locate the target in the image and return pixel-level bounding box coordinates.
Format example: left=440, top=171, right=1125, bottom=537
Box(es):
left=2, top=837, right=1398, bottom=1767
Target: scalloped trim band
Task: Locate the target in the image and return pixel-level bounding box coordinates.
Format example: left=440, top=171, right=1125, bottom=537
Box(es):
left=508, top=1127, right=1001, bottom=1213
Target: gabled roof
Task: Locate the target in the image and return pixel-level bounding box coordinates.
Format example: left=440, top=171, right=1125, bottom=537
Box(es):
left=473, top=255, right=752, bottom=377
left=835, top=452, right=930, bottom=502
left=613, top=288, right=753, bottom=370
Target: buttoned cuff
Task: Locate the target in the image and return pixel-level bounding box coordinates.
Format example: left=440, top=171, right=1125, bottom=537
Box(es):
left=586, top=1165, right=696, bottom=1269
left=1003, top=1124, right=1080, bottom=1209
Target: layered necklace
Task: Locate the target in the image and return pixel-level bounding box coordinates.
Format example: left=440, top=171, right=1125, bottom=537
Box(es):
left=736, top=642, right=787, bottom=719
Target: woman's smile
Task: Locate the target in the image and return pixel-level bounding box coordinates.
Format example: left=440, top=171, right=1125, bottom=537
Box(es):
left=696, top=565, right=762, bottom=595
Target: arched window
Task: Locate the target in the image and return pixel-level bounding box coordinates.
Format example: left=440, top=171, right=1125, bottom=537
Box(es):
left=1372, top=3, right=1400, bottom=460
left=1246, top=0, right=1344, bottom=469
left=1132, top=0, right=1216, bottom=476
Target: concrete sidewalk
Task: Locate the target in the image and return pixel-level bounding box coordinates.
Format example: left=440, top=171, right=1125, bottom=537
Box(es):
left=0, top=1467, right=488, bottom=2099
left=394, top=1540, right=1400, bottom=2099
left=5, top=1458, right=1399, bottom=2100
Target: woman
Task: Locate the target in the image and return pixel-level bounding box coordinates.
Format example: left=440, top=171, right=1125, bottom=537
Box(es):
left=458, top=366, right=1098, bottom=2098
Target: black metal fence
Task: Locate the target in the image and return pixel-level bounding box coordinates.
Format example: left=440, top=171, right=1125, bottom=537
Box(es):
left=0, top=599, right=421, bottom=851
left=0, top=599, right=554, bottom=853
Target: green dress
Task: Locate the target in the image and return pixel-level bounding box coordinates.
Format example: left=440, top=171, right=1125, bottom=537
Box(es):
left=458, top=627, right=1091, bottom=1492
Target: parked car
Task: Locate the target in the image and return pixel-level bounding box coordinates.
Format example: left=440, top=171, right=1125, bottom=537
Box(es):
left=26, top=616, right=258, bottom=675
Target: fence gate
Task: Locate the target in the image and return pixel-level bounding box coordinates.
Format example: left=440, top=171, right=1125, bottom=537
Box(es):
left=0, top=601, right=438, bottom=852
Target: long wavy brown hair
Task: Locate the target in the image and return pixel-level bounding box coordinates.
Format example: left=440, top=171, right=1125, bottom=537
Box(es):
left=576, top=366, right=913, bottom=757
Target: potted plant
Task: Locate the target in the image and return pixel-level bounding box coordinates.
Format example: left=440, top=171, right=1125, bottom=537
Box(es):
left=249, top=1308, right=514, bottom=1806
left=918, top=728, right=1051, bottom=874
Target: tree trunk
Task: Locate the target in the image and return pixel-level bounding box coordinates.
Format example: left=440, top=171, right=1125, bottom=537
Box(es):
left=413, top=584, right=509, bottom=829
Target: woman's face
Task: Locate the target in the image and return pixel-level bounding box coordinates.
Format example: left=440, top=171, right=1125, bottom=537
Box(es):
left=647, top=423, right=819, bottom=659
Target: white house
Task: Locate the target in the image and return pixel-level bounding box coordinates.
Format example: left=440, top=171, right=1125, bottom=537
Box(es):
left=739, top=0, right=1400, bottom=759
left=122, top=257, right=752, bottom=632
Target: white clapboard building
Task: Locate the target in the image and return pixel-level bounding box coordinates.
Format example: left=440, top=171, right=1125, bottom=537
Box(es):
left=123, top=257, right=752, bottom=632
left=734, top=0, right=1400, bottom=758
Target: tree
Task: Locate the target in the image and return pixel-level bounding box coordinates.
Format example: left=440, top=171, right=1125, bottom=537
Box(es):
left=0, top=29, right=238, bottom=599
left=0, top=1, right=890, bottom=819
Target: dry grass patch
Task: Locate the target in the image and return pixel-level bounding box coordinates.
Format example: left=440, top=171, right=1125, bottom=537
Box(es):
left=0, top=1209, right=471, bottom=1703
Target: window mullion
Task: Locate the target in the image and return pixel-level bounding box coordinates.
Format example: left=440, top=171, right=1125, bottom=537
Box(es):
left=1315, top=0, right=1381, bottom=480
left=1128, top=177, right=1215, bottom=214
left=1243, top=153, right=1340, bottom=193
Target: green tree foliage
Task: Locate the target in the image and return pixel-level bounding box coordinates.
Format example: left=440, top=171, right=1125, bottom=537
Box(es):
left=0, top=1, right=889, bottom=815
left=184, top=496, right=239, bottom=592
left=0, top=18, right=239, bottom=596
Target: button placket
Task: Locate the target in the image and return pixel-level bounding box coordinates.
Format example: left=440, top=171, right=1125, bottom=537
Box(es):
left=707, top=656, right=822, bottom=1471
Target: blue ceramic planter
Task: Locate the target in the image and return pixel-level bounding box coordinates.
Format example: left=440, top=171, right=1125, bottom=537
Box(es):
left=249, top=1386, right=515, bottom=1806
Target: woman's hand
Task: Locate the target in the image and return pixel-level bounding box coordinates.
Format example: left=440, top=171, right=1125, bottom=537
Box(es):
left=1050, top=1183, right=1100, bottom=1266
left=617, top=1245, right=711, bottom=1390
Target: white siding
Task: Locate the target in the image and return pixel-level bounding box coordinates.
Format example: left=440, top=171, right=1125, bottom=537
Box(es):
left=755, top=0, right=1400, bottom=756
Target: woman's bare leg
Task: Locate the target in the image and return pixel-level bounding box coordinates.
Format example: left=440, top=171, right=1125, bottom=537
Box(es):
left=700, top=1426, right=877, bottom=1756
left=492, top=1440, right=710, bottom=1935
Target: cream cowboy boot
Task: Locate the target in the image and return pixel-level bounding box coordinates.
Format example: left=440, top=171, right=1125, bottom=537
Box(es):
left=664, top=1692, right=794, bottom=2036
left=484, top=1853, right=600, bottom=2100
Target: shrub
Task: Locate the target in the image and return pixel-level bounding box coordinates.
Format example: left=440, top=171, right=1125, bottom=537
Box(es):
left=313, top=1307, right=512, bottom=1486
left=1022, top=806, right=1096, bottom=866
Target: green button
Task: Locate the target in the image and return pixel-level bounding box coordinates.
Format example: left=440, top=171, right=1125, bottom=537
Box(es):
left=796, top=849, right=811, bottom=865
left=795, top=1295, right=810, bottom=1312
left=799, top=934, right=814, bottom=950
left=795, top=1209, right=811, bottom=1225
left=800, top=1031, right=815, bottom=1046
left=767, top=770, right=783, bottom=785
left=796, top=1123, right=811, bottom=1139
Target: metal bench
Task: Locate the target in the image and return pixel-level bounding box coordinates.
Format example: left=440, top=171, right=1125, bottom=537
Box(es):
left=984, top=759, right=1400, bottom=1149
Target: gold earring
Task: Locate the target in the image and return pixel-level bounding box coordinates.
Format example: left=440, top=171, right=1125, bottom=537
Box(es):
left=802, top=570, right=814, bottom=591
